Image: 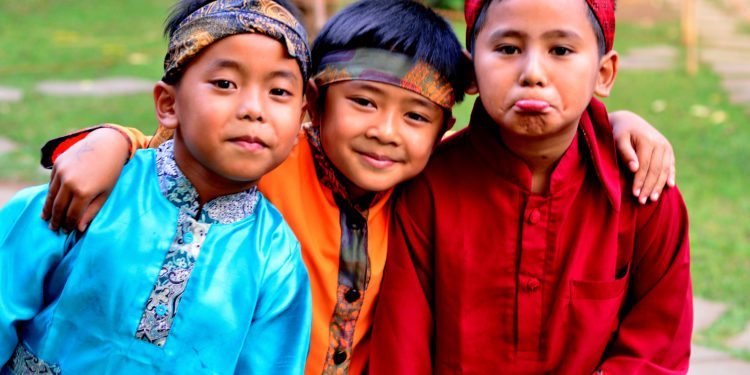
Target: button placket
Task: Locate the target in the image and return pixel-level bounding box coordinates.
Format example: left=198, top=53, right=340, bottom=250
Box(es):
left=517, top=198, right=547, bottom=356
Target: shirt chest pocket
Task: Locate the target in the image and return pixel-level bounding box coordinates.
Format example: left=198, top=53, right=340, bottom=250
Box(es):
left=566, top=265, right=630, bottom=361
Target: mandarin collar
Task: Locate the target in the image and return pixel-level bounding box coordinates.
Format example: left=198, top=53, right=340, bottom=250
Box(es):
left=155, top=140, right=259, bottom=224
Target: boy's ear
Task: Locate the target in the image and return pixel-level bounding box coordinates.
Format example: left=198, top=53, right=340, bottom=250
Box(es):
left=305, top=78, right=322, bottom=128
left=154, top=81, right=179, bottom=129
left=594, top=50, right=618, bottom=98
left=462, top=49, right=479, bottom=95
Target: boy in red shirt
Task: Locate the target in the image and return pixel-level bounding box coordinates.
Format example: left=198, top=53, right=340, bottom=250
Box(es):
left=370, top=1, right=692, bottom=374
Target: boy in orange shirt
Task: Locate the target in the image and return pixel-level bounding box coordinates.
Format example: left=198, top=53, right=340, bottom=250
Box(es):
left=37, top=0, right=676, bottom=373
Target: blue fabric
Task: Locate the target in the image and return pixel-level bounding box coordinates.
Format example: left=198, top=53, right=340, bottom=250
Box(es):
left=0, top=149, right=311, bottom=374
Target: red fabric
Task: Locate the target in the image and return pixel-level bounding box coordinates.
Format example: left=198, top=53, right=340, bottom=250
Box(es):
left=49, top=133, right=89, bottom=165
left=464, top=0, right=616, bottom=52
left=369, top=100, right=692, bottom=374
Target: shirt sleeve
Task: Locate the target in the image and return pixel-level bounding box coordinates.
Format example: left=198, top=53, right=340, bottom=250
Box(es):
left=40, top=124, right=156, bottom=168
left=0, top=186, right=76, bottom=361
left=598, top=187, right=692, bottom=374
left=369, top=178, right=436, bottom=375
left=235, top=241, right=312, bottom=374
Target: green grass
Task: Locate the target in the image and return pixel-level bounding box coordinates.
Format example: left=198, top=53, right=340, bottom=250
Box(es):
left=0, top=0, right=173, bottom=182
left=1, top=0, right=749, bottom=361
left=608, top=21, right=750, bottom=360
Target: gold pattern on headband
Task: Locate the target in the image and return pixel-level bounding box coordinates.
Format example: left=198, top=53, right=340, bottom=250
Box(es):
left=313, top=48, right=455, bottom=109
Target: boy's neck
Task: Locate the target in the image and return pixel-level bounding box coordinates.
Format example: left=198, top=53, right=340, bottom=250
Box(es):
left=498, top=121, right=579, bottom=194
left=172, top=140, right=258, bottom=206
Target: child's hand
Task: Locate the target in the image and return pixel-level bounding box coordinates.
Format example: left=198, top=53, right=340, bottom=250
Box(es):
left=610, top=110, right=676, bottom=204
left=41, top=128, right=130, bottom=232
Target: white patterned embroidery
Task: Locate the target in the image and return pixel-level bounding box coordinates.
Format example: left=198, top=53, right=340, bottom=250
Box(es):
left=8, top=343, right=61, bottom=375
left=155, top=140, right=259, bottom=224
left=134, top=141, right=259, bottom=347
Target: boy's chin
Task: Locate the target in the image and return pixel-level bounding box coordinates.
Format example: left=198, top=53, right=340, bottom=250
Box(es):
left=348, top=175, right=404, bottom=197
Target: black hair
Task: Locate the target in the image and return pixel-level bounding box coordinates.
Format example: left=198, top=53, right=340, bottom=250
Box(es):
left=311, top=0, right=469, bottom=103
left=163, top=0, right=303, bottom=38
left=469, top=0, right=607, bottom=57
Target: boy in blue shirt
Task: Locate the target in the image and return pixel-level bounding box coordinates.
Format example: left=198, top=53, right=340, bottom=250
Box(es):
left=0, top=0, right=311, bottom=373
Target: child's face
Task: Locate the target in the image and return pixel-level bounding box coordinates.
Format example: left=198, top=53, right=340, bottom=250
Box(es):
left=316, top=81, right=445, bottom=196
left=472, top=0, right=615, bottom=139
left=165, top=33, right=305, bottom=185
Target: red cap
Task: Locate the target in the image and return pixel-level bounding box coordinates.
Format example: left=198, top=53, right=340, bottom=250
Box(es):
left=465, top=0, right=616, bottom=52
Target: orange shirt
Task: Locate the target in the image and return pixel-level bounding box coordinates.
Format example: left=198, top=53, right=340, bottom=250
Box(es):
left=260, top=131, right=392, bottom=374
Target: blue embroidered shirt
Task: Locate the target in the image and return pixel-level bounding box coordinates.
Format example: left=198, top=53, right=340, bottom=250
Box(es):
left=0, top=142, right=311, bottom=374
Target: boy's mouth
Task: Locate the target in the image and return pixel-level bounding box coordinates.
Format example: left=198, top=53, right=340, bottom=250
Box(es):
left=513, top=99, right=551, bottom=113
left=358, top=151, right=398, bottom=169
left=229, top=136, right=267, bottom=152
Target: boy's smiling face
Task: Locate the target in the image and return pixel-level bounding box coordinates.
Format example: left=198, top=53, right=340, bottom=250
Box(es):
left=314, top=80, right=445, bottom=197
left=156, top=33, right=305, bottom=192
left=472, top=0, right=616, bottom=142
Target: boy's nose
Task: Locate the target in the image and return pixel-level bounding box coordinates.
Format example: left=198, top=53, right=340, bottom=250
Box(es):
left=518, top=52, right=548, bottom=88
left=238, top=91, right=264, bottom=122
left=366, top=112, right=400, bottom=145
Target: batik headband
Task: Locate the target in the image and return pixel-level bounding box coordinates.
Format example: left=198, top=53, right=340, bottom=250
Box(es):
left=313, top=48, right=455, bottom=109
left=464, top=0, right=616, bottom=53
left=162, top=0, right=311, bottom=83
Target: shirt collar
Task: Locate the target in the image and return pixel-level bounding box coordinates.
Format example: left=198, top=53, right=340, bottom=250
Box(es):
left=155, top=140, right=259, bottom=224
left=467, top=99, right=621, bottom=210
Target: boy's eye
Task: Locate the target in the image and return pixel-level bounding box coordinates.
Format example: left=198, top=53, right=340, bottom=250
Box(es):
left=406, top=112, right=429, bottom=123
left=212, top=80, right=236, bottom=89
left=550, top=46, right=572, bottom=56
left=270, top=88, right=292, bottom=97
left=350, top=97, right=375, bottom=108
left=496, top=45, right=521, bottom=55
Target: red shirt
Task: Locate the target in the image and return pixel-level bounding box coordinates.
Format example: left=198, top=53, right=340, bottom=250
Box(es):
left=370, top=100, right=692, bottom=374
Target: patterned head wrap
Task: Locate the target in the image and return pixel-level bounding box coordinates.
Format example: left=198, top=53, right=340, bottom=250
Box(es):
left=464, top=0, right=616, bottom=53
left=163, top=0, right=311, bottom=84
left=313, top=48, right=456, bottom=109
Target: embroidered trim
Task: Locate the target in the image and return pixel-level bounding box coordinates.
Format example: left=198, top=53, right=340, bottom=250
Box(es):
left=156, top=140, right=259, bottom=224
left=323, top=201, right=371, bottom=373
left=135, top=213, right=210, bottom=347
left=7, top=343, right=61, bottom=375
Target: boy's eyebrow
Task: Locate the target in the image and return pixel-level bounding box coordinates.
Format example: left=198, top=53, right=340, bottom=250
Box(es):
left=487, top=28, right=527, bottom=41
left=487, top=28, right=584, bottom=42
left=348, top=81, right=387, bottom=96
left=268, top=70, right=300, bottom=85
left=207, top=59, right=243, bottom=72
left=541, top=29, right=584, bottom=42
left=404, top=95, right=436, bottom=110
left=206, top=59, right=299, bottom=84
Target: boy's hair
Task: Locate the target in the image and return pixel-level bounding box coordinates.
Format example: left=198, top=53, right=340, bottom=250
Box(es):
left=311, top=0, right=469, bottom=103
left=164, top=0, right=303, bottom=38
left=468, top=0, right=608, bottom=57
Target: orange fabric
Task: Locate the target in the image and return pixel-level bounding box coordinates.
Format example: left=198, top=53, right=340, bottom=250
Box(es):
left=259, top=130, right=392, bottom=375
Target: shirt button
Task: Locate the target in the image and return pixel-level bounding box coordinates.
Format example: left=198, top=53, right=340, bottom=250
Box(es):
left=347, top=220, right=362, bottom=230
left=344, top=288, right=361, bottom=303
left=333, top=350, right=347, bottom=365
left=183, top=232, right=194, bottom=244
left=526, top=278, right=540, bottom=292
left=528, top=209, right=541, bottom=225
